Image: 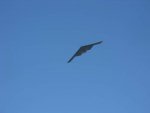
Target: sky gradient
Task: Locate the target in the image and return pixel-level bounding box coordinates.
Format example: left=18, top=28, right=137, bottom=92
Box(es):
left=0, top=0, right=150, bottom=113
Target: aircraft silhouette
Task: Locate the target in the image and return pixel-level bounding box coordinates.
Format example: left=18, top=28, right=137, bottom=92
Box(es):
left=68, top=41, right=103, bottom=63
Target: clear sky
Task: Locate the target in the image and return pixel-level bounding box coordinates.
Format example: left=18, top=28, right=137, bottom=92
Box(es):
left=0, top=0, right=150, bottom=113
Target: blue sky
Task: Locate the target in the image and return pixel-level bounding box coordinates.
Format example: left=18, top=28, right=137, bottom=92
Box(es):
left=0, top=0, right=150, bottom=113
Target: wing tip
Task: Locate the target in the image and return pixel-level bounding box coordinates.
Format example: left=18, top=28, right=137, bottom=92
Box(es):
left=96, top=41, right=103, bottom=44
left=67, top=61, right=71, bottom=63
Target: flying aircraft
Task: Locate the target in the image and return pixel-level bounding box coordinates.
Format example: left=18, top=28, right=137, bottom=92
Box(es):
left=67, top=41, right=103, bottom=63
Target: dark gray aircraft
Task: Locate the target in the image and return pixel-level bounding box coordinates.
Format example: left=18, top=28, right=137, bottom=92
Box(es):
left=68, top=41, right=103, bottom=63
